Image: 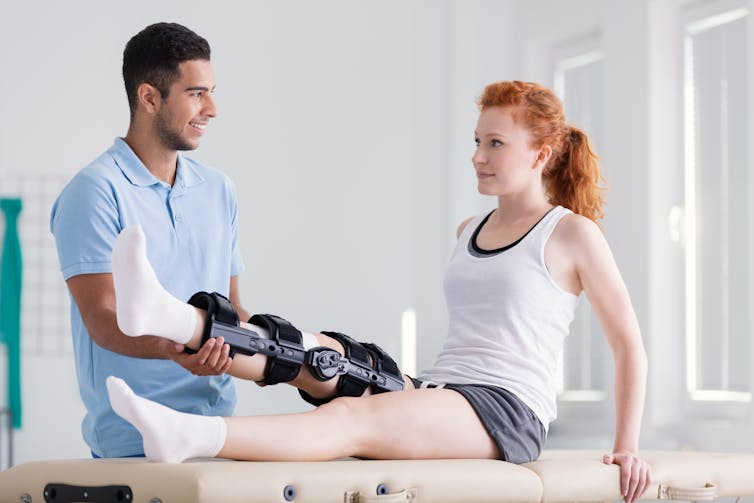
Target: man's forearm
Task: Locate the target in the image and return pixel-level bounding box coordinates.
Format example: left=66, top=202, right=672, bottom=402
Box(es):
left=84, top=308, right=171, bottom=359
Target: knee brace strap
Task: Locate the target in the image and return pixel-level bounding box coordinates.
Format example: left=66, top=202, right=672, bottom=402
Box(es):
left=186, top=292, right=306, bottom=385
left=361, top=341, right=403, bottom=392
left=301, top=331, right=403, bottom=406
left=186, top=291, right=240, bottom=357
left=249, top=313, right=306, bottom=385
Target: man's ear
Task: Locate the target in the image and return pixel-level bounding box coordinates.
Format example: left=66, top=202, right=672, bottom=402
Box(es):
left=534, top=144, right=553, bottom=169
left=136, top=82, right=162, bottom=114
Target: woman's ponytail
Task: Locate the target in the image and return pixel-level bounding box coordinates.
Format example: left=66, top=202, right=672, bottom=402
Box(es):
left=544, top=126, right=606, bottom=225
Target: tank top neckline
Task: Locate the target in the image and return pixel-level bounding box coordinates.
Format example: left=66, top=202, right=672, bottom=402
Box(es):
left=468, top=206, right=557, bottom=257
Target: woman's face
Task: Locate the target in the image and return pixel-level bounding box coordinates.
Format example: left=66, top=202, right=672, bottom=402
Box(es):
left=472, top=106, right=543, bottom=197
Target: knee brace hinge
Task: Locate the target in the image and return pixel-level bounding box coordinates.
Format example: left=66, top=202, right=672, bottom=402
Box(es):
left=307, top=347, right=404, bottom=394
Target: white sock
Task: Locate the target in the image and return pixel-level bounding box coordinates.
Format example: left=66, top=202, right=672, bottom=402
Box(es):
left=106, top=376, right=226, bottom=463
left=112, top=226, right=197, bottom=344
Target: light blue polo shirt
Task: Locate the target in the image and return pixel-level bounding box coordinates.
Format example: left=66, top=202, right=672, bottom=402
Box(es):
left=50, top=138, right=243, bottom=457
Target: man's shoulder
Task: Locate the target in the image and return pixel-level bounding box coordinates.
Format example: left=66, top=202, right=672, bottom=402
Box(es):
left=53, top=150, right=121, bottom=215
left=70, top=148, right=122, bottom=185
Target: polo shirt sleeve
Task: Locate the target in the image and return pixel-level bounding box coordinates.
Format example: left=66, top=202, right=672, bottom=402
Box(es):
left=50, top=172, right=121, bottom=280
left=227, top=177, right=245, bottom=277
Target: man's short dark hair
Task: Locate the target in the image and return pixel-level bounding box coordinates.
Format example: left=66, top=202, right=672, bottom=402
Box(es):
left=122, top=22, right=211, bottom=118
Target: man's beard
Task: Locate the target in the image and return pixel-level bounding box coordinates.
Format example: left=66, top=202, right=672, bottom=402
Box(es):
left=155, top=109, right=196, bottom=151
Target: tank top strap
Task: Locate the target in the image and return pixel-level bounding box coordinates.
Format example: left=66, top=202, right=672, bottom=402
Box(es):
left=455, top=212, right=490, bottom=250
left=524, top=205, right=572, bottom=251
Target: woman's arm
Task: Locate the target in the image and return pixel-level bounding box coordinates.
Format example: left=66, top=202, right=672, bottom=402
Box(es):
left=556, top=215, right=651, bottom=503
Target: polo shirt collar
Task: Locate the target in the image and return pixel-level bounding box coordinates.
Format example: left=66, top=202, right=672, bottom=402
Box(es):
left=110, top=137, right=158, bottom=187
left=110, top=137, right=204, bottom=188
left=175, top=154, right=204, bottom=188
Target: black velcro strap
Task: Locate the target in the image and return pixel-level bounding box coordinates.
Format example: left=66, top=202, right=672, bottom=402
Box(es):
left=186, top=291, right=240, bottom=356
left=320, top=331, right=373, bottom=398
left=362, top=342, right=404, bottom=393
left=250, top=314, right=304, bottom=385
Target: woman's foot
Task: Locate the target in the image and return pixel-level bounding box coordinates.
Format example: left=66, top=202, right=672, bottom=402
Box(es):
left=112, top=226, right=197, bottom=344
left=106, top=376, right=227, bottom=463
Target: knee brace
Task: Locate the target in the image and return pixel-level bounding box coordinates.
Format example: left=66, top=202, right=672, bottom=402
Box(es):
left=187, top=292, right=404, bottom=396
left=300, top=331, right=404, bottom=406
left=187, top=291, right=306, bottom=385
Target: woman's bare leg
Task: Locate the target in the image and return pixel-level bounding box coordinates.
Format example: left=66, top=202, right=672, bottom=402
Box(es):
left=107, top=376, right=497, bottom=463
left=221, top=387, right=498, bottom=461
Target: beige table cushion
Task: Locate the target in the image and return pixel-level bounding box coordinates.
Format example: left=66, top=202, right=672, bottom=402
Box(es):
left=526, top=450, right=754, bottom=502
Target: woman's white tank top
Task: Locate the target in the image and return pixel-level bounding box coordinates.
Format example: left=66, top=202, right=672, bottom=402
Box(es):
left=420, top=206, right=580, bottom=430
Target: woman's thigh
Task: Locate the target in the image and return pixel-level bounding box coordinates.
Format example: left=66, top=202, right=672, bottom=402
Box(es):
left=341, top=388, right=499, bottom=460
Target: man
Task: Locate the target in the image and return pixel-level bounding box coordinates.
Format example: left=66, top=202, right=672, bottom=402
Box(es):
left=51, top=22, right=247, bottom=457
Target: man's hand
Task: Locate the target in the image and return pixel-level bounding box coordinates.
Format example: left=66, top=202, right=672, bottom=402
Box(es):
left=166, top=337, right=232, bottom=376
left=603, top=451, right=651, bottom=503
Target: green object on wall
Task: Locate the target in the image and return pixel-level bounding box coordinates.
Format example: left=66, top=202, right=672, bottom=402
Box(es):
left=0, top=197, right=23, bottom=429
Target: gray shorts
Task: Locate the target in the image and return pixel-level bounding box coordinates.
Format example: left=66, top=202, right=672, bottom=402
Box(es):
left=410, top=378, right=545, bottom=464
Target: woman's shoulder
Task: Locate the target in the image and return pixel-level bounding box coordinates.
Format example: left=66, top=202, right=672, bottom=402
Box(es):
left=551, top=211, right=605, bottom=249
left=456, top=215, right=477, bottom=239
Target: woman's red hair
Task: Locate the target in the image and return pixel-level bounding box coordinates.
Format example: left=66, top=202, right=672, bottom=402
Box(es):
left=478, top=81, right=606, bottom=224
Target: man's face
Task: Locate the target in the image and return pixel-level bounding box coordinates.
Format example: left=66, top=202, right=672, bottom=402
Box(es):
left=154, top=59, right=217, bottom=151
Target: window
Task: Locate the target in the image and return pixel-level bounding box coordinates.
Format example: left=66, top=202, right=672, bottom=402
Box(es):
left=553, top=38, right=607, bottom=402
left=683, top=6, right=750, bottom=402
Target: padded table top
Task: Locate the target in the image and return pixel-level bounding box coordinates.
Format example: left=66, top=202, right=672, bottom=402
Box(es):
left=1, top=450, right=753, bottom=503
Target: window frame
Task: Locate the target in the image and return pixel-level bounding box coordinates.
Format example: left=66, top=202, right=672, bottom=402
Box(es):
left=681, top=0, right=751, bottom=409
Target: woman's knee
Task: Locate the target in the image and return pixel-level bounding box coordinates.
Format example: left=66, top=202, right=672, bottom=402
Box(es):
left=318, top=395, right=367, bottom=420
left=306, top=396, right=375, bottom=456
left=317, top=396, right=381, bottom=439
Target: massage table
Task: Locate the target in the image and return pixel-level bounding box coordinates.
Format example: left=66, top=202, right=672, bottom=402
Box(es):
left=0, top=450, right=752, bottom=502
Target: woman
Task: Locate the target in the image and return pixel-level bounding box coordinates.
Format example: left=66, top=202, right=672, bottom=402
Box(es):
left=107, top=81, right=650, bottom=503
